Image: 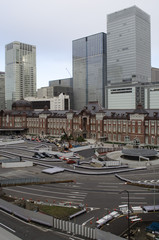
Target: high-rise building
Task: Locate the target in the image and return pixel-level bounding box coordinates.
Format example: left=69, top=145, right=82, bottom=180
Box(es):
left=151, top=67, right=159, bottom=83
left=38, top=83, right=73, bottom=109
left=5, top=41, right=36, bottom=109
left=107, top=6, right=151, bottom=86
left=73, top=33, right=107, bottom=110
left=49, top=78, right=73, bottom=88
left=25, top=93, right=70, bottom=111
left=0, top=71, right=5, bottom=110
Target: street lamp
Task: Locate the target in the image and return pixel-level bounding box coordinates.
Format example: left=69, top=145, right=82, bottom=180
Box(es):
left=119, top=190, right=130, bottom=240
left=153, top=168, right=156, bottom=212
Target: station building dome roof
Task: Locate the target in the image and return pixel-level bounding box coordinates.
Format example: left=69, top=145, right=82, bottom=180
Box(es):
left=12, top=99, right=32, bottom=110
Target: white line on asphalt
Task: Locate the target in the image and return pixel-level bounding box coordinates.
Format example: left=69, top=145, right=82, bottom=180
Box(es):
left=70, top=192, right=87, bottom=196
left=71, top=191, right=87, bottom=195
left=57, top=230, right=85, bottom=240
left=0, top=223, right=15, bottom=233
left=90, top=207, right=100, bottom=211
left=135, top=192, right=159, bottom=195
left=4, top=188, right=83, bottom=203
left=66, top=195, right=85, bottom=199
left=98, top=185, right=118, bottom=188
left=82, top=216, right=95, bottom=226
left=121, top=201, right=147, bottom=205
left=121, top=197, right=145, bottom=200
left=98, top=182, right=121, bottom=185
left=16, top=185, right=87, bottom=196
left=68, top=194, right=86, bottom=198
left=0, top=210, right=51, bottom=232
left=128, top=189, right=149, bottom=192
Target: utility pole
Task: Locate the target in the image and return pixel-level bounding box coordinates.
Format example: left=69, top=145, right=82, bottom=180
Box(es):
left=119, top=190, right=130, bottom=240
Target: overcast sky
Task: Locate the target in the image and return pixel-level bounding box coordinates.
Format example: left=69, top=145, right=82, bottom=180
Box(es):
left=0, top=0, right=159, bottom=88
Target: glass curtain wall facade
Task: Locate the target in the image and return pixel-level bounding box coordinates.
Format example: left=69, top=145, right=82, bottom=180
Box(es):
left=107, top=6, right=151, bottom=86
left=5, top=41, right=36, bottom=109
left=73, top=33, right=107, bottom=110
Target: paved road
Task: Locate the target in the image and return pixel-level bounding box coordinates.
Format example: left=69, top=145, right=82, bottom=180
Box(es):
left=102, top=212, right=159, bottom=236
left=0, top=210, right=83, bottom=240
left=0, top=141, right=159, bottom=230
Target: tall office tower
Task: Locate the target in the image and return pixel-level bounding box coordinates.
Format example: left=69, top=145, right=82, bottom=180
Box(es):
left=107, top=6, right=151, bottom=86
left=5, top=41, right=36, bottom=109
left=73, top=33, right=107, bottom=110
left=49, top=78, right=73, bottom=88
left=151, top=67, right=159, bottom=83
left=0, top=72, right=5, bottom=110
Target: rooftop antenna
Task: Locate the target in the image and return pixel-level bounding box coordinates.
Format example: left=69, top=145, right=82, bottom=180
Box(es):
left=66, top=68, right=71, bottom=78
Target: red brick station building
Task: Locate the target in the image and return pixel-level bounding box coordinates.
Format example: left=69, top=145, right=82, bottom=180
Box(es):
left=0, top=99, right=159, bottom=146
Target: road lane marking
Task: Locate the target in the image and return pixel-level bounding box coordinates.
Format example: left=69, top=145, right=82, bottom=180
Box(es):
left=82, top=216, right=95, bottom=226
left=0, top=223, right=15, bottom=233
left=121, top=197, right=145, bottom=199
left=16, top=186, right=87, bottom=196
left=135, top=192, right=159, bottom=195
left=98, top=182, right=122, bottom=185
left=98, top=185, right=118, bottom=188
left=0, top=210, right=51, bottom=232
left=121, top=201, right=147, bottom=205
left=66, top=195, right=86, bottom=199
left=4, top=188, right=83, bottom=203
left=71, top=191, right=87, bottom=195
left=70, top=192, right=87, bottom=196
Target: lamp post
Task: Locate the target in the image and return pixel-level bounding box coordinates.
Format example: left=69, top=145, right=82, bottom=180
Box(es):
left=153, top=167, right=156, bottom=212
left=119, top=190, right=130, bottom=240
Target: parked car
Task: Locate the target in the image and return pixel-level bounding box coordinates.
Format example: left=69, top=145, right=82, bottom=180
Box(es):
left=42, top=152, right=52, bottom=158
left=34, top=152, right=45, bottom=158
left=66, top=159, right=76, bottom=164
left=33, top=154, right=41, bottom=159
left=53, top=154, right=60, bottom=159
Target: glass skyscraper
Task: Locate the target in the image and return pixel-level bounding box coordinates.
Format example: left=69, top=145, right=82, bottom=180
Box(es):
left=5, top=41, right=36, bottom=109
left=107, top=6, right=151, bottom=86
left=73, top=33, right=107, bottom=110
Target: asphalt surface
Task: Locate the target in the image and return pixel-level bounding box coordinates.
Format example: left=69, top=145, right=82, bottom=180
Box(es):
left=0, top=140, right=159, bottom=237
left=0, top=210, right=75, bottom=240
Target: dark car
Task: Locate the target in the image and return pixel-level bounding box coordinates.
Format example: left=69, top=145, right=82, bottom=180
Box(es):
left=33, top=154, right=41, bottom=159
left=42, top=152, right=52, bottom=158
left=34, top=152, right=45, bottom=158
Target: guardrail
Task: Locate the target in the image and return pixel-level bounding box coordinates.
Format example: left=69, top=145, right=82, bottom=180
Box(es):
left=69, top=208, right=86, bottom=220
left=115, top=173, right=159, bottom=188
